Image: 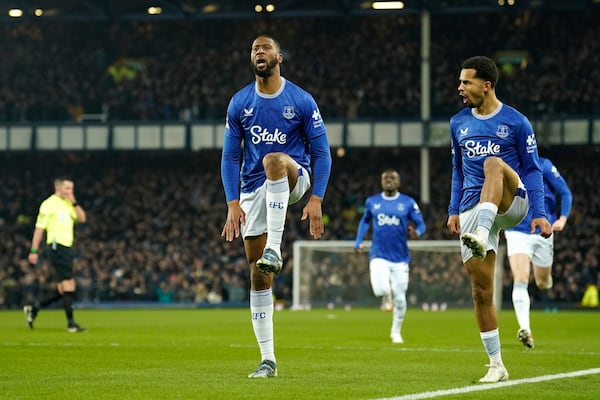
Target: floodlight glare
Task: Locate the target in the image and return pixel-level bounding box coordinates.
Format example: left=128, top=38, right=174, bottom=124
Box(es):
left=372, top=1, right=404, bottom=10
left=147, top=6, right=162, bottom=15
left=8, top=8, right=24, bottom=17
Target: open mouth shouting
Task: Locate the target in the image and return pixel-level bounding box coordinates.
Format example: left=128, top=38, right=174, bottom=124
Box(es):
left=255, top=56, right=267, bottom=69
left=253, top=57, right=277, bottom=77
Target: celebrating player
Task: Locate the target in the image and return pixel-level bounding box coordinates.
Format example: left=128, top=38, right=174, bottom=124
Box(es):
left=446, top=56, right=552, bottom=383
left=221, top=34, right=332, bottom=378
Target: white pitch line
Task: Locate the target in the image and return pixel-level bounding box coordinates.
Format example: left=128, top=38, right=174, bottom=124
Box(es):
left=372, top=368, right=600, bottom=400
left=229, top=343, right=600, bottom=357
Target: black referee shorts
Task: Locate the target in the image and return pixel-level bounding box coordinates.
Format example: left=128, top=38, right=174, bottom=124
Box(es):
left=48, top=244, right=74, bottom=281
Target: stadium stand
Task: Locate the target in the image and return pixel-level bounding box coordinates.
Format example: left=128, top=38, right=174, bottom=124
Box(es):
left=0, top=10, right=598, bottom=122
left=0, top=147, right=597, bottom=309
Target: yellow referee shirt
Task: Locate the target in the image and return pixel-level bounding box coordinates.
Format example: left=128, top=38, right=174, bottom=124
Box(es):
left=35, top=194, right=78, bottom=247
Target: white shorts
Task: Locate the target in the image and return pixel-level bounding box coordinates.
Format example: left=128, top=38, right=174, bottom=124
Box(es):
left=505, top=230, right=554, bottom=267
left=369, top=258, right=409, bottom=297
left=459, top=179, right=529, bottom=263
left=239, top=163, right=311, bottom=238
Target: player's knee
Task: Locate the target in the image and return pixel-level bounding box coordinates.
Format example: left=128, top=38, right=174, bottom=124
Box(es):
left=394, top=295, right=407, bottom=309
left=482, top=156, right=503, bottom=176
left=471, top=285, right=493, bottom=305
left=61, top=279, right=76, bottom=292
left=262, top=153, right=286, bottom=174
left=535, top=278, right=549, bottom=290
left=372, top=286, right=390, bottom=297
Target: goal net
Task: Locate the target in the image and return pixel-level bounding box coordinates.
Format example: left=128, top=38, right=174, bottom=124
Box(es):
left=292, top=240, right=505, bottom=310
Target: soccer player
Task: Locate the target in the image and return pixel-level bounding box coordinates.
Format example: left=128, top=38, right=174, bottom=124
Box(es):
left=354, top=169, right=426, bottom=344
left=24, top=176, right=87, bottom=333
left=504, top=156, right=572, bottom=349
left=446, top=56, right=552, bottom=383
left=221, top=34, right=332, bottom=378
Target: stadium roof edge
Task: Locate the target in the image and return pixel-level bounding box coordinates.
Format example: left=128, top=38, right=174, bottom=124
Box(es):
left=0, top=0, right=595, bottom=22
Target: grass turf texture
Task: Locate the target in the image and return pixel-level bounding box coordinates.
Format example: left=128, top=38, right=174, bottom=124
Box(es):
left=1, top=308, right=599, bottom=399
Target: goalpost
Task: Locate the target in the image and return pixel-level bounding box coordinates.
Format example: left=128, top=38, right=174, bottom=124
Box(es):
left=292, top=240, right=505, bottom=310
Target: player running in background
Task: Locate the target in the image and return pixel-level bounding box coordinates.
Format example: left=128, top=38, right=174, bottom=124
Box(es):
left=24, top=176, right=87, bottom=333
left=221, top=34, right=332, bottom=378
left=446, top=56, right=552, bottom=383
left=504, top=156, right=572, bottom=349
left=354, top=169, right=426, bottom=344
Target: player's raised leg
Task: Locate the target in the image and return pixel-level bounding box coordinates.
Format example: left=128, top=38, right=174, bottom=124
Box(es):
left=369, top=259, right=393, bottom=310
left=256, top=153, right=296, bottom=275
left=462, top=157, right=520, bottom=260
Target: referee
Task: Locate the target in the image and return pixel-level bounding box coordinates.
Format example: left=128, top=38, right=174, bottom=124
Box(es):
left=24, top=176, right=87, bottom=333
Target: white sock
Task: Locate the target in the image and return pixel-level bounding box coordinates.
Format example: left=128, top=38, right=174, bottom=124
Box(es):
left=476, top=202, right=498, bottom=239
left=512, top=282, right=531, bottom=331
left=265, top=177, right=289, bottom=256
left=391, top=292, right=406, bottom=335
left=250, top=289, right=276, bottom=363
left=480, top=328, right=503, bottom=364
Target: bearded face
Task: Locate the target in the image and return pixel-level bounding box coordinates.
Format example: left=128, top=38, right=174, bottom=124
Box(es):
left=252, top=56, right=279, bottom=78
left=251, top=36, right=281, bottom=78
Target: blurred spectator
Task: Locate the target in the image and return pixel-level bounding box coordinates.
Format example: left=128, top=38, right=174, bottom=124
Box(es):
left=156, top=282, right=174, bottom=303
left=581, top=282, right=598, bottom=308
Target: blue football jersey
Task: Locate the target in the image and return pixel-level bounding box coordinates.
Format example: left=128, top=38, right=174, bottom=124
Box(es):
left=448, top=102, right=546, bottom=219
left=508, top=157, right=572, bottom=233
left=355, top=192, right=426, bottom=263
left=221, top=78, right=331, bottom=202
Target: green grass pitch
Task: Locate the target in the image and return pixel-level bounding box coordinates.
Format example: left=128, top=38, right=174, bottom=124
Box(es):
left=1, top=307, right=599, bottom=399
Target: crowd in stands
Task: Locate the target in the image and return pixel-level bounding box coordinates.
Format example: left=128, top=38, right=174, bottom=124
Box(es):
left=0, top=146, right=598, bottom=309
left=0, top=9, right=599, bottom=123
